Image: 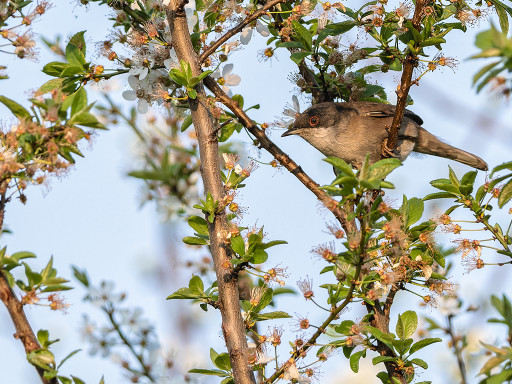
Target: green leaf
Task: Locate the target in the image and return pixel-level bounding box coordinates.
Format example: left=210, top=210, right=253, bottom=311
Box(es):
left=188, top=216, right=209, bottom=236
left=406, top=198, right=424, bottom=227
left=230, top=235, right=245, bottom=256
left=326, top=20, right=357, bottom=34
left=181, top=115, right=193, bottom=131
left=498, top=179, right=512, bottom=208
left=291, top=20, right=313, bottom=50
left=42, top=62, right=70, bottom=77
left=349, top=350, right=365, bottom=373
left=0, top=96, right=31, bottom=119
left=183, top=236, right=208, bottom=245
left=410, top=358, right=428, bottom=369
left=324, top=157, right=355, bottom=176
left=409, top=337, right=442, bottom=355
left=36, top=78, right=65, bottom=95
left=491, top=161, right=512, bottom=175
left=290, top=51, right=311, bottom=64
left=420, top=37, right=446, bottom=47
left=72, top=266, right=89, bottom=288
left=213, top=353, right=231, bottom=371
left=373, top=355, right=397, bottom=365
left=368, top=158, right=402, bottom=181
left=68, top=31, right=87, bottom=56
left=65, top=43, right=86, bottom=67
left=70, top=111, right=106, bottom=129
left=189, top=275, right=204, bottom=294
left=254, top=311, right=292, bottom=320
left=396, top=311, right=417, bottom=340
left=423, top=192, right=457, bottom=201
left=188, top=368, right=230, bottom=377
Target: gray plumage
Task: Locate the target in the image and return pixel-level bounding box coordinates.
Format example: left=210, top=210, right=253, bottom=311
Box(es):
left=281, top=101, right=488, bottom=171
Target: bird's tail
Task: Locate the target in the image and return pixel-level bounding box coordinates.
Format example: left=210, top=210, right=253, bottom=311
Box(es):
left=414, top=128, right=488, bottom=171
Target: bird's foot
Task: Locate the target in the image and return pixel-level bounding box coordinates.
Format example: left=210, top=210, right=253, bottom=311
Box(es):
left=381, top=138, right=395, bottom=158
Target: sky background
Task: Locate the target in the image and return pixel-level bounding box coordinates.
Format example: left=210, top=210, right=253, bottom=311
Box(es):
left=1, top=1, right=511, bottom=383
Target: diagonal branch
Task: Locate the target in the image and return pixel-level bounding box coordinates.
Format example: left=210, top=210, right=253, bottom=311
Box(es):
left=386, top=0, right=427, bottom=151
left=203, top=75, right=354, bottom=233
left=0, top=273, right=57, bottom=384
left=0, top=197, right=57, bottom=384
left=198, top=0, right=286, bottom=63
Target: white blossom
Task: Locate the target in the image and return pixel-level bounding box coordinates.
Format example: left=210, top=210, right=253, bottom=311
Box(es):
left=240, top=19, right=270, bottom=45
left=278, top=95, right=301, bottom=127
left=122, top=75, right=154, bottom=114
left=212, top=64, right=241, bottom=96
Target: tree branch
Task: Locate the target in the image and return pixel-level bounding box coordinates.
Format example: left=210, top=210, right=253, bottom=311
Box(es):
left=198, top=0, right=286, bottom=63
left=0, top=272, right=57, bottom=384
left=386, top=0, right=427, bottom=151
left=0, top=196, right=57, bottom=384
left=166, top=3, right=256, bottom=383
left=203, top=75, right=354, bottom=233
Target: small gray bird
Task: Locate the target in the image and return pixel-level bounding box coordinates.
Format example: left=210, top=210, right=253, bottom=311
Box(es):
left=281, top=102, right=488, bottom=171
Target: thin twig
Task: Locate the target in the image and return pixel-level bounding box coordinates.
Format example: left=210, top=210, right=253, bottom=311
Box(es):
left=386, top=0, right=427, bottom=152
left=446, top=315, right=468, bottom=384
left=198, top=0, right=286, bottom=63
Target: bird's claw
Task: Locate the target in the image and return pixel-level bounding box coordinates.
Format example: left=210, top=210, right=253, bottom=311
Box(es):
left=381, top=138, right=395, bottom=158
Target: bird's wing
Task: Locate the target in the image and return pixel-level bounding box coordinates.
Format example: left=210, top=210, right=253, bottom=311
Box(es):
left=354, top=102, right=424, bottom=125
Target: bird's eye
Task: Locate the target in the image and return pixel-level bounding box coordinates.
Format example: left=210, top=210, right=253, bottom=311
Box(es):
left=309, top=116, right=320, bottom=126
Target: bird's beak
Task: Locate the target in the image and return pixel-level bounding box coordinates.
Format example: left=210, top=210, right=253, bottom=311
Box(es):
left=281, top=125, right=301, bottom=137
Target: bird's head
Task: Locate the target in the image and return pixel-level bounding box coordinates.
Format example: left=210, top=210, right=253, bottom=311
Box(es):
left=281, top=102, right=345, bottom=138
left=281, top=102, right=354, bottom=158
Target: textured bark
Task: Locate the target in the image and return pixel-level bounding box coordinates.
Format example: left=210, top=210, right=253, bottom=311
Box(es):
left=0, top=272, right=56, bottom=384
left=386, top=0, right=427, bottom=152
left=166, top=3, right=256, bottom=383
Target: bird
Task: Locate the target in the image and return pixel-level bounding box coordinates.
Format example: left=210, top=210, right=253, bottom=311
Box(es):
left=281, top=101, right=488, bottom=171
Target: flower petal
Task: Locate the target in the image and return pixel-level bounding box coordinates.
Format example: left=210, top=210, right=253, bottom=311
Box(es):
left=240, top=27, right=253, bottom=45
left=127, top=75, right=139, bottom=89
left=122, top=90, right=137, bottom=101
left=223, top=64, right=234, bottom=77
left=225, top=74, right=241, bottom=86
left=137, top=99, right=149, bottom=114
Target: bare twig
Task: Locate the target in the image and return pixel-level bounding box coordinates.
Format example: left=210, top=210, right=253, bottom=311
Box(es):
left=198, top=0, right=286, bottom=63
left=386, top=0, right=427, bottom=152
left=203, top=76, right=354, bottom=233
left=446, top=315, right=468, bottom=384
left=166, top=3, right=256, bottom=383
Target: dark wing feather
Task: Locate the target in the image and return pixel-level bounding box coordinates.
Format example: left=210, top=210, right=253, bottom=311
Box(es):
left=346, top=101, right=424, bottom=125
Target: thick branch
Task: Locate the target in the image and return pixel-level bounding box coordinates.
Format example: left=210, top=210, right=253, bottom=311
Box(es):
left=203, top=76, right=354, bottom=233
left=198, top=0, right=286, bottom=63
left=0, top=271, right=57, bottom=384
left=386, top=0, right=427, bottom=151
left=166, top=4, right=256, bottom=384
left=366, top=286, right=406, bottom=384
left=0, top=197, right=56, bottom=384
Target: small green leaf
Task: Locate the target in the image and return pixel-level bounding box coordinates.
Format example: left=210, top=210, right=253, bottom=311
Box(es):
left=290, top=51, right=311, bottom=64
left=230, top=235, right=245, bottom=256
left=189, top=275, right=204, bottom=294
left=349, top=350, right=365, bottom=373
left=183, top=236, right=208, bottom=245
left=188, top=216, right=209, bottom=236
left=498, top=179, right=512, bottom=208
left=0, top=96, right=31, bottom=119
left=409, top=337, right=442, bottom=355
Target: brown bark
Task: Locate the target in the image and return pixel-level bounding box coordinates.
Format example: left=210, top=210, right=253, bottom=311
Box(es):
left=166, top=3, right=256, bottom=383
left=0, top=272, right=57, bottom=384
left=386, top=0, right=427, bottom=152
